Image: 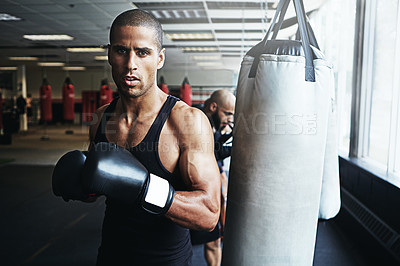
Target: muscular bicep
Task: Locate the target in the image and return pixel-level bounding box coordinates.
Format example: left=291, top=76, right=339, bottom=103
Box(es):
left=179, top=138, right=219, bottom=192
left=178, top=109, right=220, bottom=194
left=165, top=107, right=221, bottom=231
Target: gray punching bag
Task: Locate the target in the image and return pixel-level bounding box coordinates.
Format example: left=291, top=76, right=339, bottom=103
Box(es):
left=222, top=0, right=340, bottom=265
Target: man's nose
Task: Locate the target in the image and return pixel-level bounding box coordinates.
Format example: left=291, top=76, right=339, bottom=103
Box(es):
left=127, top=51, right=138, bottom=70
left=227, top=117, right=234, bottom=127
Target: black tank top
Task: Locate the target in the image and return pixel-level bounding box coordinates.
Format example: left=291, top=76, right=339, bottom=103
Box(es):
left=94, top=96, right=192, bottom=266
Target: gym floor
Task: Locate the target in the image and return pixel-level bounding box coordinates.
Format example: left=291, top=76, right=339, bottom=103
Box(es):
left=0, top=124, right=369, bottom=265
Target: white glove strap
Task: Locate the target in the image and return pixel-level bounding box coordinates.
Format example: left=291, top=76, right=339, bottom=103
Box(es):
left=144, top=174, right=170, bottom=208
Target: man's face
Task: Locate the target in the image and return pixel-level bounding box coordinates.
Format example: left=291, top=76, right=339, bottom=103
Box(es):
left=108, top=25, right=165, bottom=98
left=211, top=100, right=235, bottom=131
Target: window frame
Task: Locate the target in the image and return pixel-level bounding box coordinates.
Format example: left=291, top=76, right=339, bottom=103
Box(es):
left=388, top=1, right=400, bottom=175
left=348, top=0, right=400, bottom=184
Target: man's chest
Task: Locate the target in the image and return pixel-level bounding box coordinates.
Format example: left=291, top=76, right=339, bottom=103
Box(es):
left=103, top=117, right=180, bottom=173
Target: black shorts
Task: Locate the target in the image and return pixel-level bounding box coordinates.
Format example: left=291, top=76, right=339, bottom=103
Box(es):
left=27, top=108, right=33, bottom=118
left=190, top=225, right=220, bottom=245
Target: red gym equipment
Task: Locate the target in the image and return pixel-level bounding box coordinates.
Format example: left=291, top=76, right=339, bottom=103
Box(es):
left=62, top=77, right=75, bottom=122
left=158, top=76, right=169, bottom=94
left=180, top=77, right=192, bottom=106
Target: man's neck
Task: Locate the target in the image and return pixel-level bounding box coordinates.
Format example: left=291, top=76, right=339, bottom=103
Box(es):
left=202, top=110, right=217, bottom=133
left=116, top=87, right=166, bottom=125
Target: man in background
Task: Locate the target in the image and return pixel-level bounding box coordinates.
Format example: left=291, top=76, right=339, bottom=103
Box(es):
left=191, top=89, right=235, bottom=266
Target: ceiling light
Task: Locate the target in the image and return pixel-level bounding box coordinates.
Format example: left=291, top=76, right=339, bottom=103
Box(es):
left=172, top=10, right=181, bottom=18
left=166, top=33, right=213, bottom=40
left=0, top=67, right=17, bottom=71
left=183, top=10, right=191, bottom=18
left=0, top=13, right=22, bottom=21
left=67, top=47, right=106, bottom=52
left=196, top=62, right=223, bottom=67
left=151, top=10, right=162, bottom=19
left=182, top=47, right=218, bottom=52
left=193, top=10, right=201, bottom=18
left=37, top=62, right=65, bottom=67
left=9, top=56, right=38, bottom=61
left=162, top=10, right=172, bottom=19
left=191, top=55, right=221, bottom=61
left=95, top=56, right=108, bottom=61
left=63, top=66, right=86, bottom=71
left=23, top=34, right=74, bottom=41
left=201, top=66, right=225, bottom=70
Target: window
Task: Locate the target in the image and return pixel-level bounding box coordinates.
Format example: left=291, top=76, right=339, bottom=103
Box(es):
left=367, top=0, right=398, bottom=166
left=312, top=0, right=400, bottom=181
left=358, top=0, right=400, bottom=178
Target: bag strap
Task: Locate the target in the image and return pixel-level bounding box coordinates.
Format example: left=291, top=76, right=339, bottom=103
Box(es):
left=248, top=0, right=316, bottom=82
left=248, top=0, right=289, bottom=78
left=295, top=16, right=320, bottom=50
left=293, top=0, right=315, bottom=81
left=271, top=0, right=291, bottom=40
left=260, top=0, right=290, bottom=45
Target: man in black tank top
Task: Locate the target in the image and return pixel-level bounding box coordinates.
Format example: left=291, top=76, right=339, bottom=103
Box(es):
left=52, top=9, right=221, bottom=266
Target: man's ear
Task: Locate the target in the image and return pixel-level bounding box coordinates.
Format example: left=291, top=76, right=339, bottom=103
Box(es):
left=210, top=102, right=218, bottom=112
left=157, top=48, right=166, bottom=69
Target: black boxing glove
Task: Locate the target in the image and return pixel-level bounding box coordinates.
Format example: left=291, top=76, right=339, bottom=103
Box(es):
left=52, top=150, right=90, bottom=202
left=81, top=142, right=174, bottom=215
left=214, top=132, right=233, bottom=161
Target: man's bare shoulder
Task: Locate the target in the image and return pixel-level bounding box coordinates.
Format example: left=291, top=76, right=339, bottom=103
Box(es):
left=97, top=103, right=110, bottom=114
left=169, top=101, right=213, bottom=145
left=89, top=103, right=111, bottom=141
left=170, top=100, right=203, bottom=116
left=170, top=101, right=209, bottom=128
left=92, top=104, right=110, bottom=127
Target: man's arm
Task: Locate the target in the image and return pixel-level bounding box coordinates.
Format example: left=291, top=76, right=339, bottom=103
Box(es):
left=220, top=171, right=228, bottom=235
left=88, top=104, right=109, bottom=149
left=84, top=105, right=109, bottom=202
left=165, top=106, right=221, bottom=232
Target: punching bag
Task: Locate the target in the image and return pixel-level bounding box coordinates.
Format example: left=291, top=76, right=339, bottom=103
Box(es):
left=40, top=78, right=52, bottom=123
left=318, top=87, right=341, bottom=219
left=158, top=76, right=169, bottom=94
left=222, top=0, right=340, bottom=265
left=99, top=79, right=113, bottom=106
left=62, top=77, right=75, bottom=122
left=180, top=77, right=192, bottom=106
left=82, top=91, right=98, bottom=124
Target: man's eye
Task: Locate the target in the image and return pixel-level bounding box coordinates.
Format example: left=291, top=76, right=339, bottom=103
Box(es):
left=117, top=48, right=127, bottom=54
left=137, top=50, right=148, bottom=56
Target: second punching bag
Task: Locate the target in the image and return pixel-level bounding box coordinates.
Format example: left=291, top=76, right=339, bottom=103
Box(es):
left=158, top=76, right=169, bottom=94
left=62, top=77, right=75, bottom=122
left=222, top=0, right=337, bottom=265
left=180, top=77, right=192, bottom=106
left=99, top=79, right=113, bottom=106
left=40, top=78, right=52, bottom=123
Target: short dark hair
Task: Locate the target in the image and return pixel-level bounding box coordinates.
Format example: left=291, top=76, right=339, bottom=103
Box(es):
left=109, top=9, right=163, bottom=51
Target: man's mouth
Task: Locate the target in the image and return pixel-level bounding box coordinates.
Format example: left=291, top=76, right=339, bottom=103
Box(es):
left=124, top=76, right=140, bottom=86
left=126, top=75, right=138, bottom=80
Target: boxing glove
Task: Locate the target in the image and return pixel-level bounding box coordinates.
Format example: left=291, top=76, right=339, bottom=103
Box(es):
left=214, top=132, right=233, bottom=161
left=52, top=150, right=90, bottom=202
left=81, top=142, right=174, bottom=215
